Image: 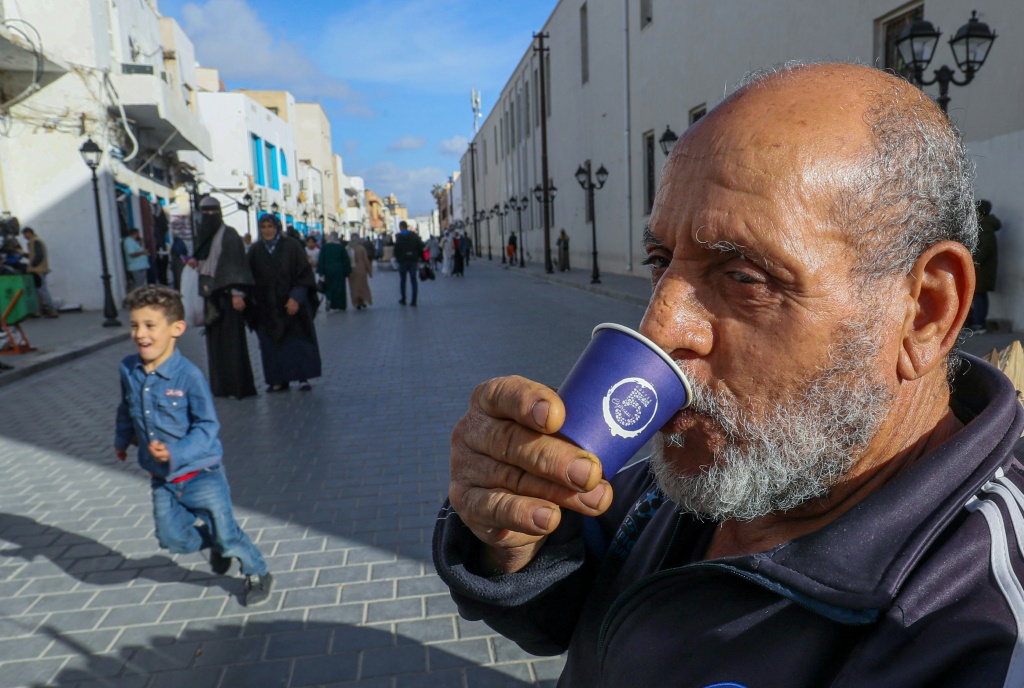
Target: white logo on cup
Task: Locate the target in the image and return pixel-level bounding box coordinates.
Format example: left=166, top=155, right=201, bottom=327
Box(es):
left=602, top=377, right=659, bottom=439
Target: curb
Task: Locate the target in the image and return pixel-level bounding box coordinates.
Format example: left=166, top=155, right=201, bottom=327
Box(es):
left=514, top=267, right=650, bottom=307
left=0, top=331, right=130, bottom=388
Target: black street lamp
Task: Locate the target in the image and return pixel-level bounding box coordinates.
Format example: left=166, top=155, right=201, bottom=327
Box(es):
left=79, top=137, right=121, bottom=327
left=659, top=125, right=679, bottom=156
left=495, top=203, right=509, bottom=265
left=485, top=208, right=495, bottom=260
left=270, top=201, right=280, bottom=217
left=532, top=180, right=558, bottom=271
left=509, top=195, right=528, bottom=267
left=238, top=192, right=253, bottom=238
left=575, top=163, right=608, bottom=285
left=896, top=11, right=997, bottom=114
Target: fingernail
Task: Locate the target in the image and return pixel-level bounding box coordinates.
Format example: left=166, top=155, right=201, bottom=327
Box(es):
left=566, top=458, right=595, bottom=490
left=532, top=507, right=553, bottom=530
left=577, top=484, right=606, bottom=509
left=531, top=400, right=550, bottom=429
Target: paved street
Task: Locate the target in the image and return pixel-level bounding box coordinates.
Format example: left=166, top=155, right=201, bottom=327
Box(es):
left=0, top=261, right=646, bottom=688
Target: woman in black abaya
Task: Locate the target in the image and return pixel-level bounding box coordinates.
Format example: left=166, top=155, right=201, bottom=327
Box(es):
left=193, top=196, right=256, bottom=399
left=246, top=214, right=322, bottom=392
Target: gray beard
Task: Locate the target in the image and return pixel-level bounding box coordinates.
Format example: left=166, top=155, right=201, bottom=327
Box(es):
left=649, top=326, right=895, bottom=522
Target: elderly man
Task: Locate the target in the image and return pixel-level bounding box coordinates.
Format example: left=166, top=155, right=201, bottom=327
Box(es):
left=433, top=62, right=1024, bottom=687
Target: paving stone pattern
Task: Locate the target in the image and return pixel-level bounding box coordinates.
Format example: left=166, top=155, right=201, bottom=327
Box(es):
left=0, top=263, right=646, bottom=688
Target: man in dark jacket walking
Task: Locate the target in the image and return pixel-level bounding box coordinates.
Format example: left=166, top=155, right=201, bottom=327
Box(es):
left=967, top=199, right=1002, bottom=333
left=433, top=63, right=1024, bottom=687
left=394, top=221, right=424, bottom=307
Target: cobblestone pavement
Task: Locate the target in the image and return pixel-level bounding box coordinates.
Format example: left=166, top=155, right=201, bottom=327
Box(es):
left=0, top=262, right=646, bottom=688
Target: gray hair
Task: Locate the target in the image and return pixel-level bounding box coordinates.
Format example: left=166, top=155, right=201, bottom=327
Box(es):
left=735, top=61, right=978, bottom=279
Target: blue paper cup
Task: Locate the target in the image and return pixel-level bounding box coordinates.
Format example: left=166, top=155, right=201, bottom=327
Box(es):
left=557, top=323, right=692, bottom=478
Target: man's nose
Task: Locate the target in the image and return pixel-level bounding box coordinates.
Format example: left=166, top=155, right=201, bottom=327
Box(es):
left=638, top=275, right=713, bottom=361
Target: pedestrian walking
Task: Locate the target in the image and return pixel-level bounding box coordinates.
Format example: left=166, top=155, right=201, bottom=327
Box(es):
left=452, top=232, right=465, bottom=277
left=20, top=227, right=58, bottom=317
left=425, top=234, right=441, bottom=272
left=394, top=220, right=424, bottom=306
left=123, top=228, right=150, bottom=288
left=114, top=285, right=273, bottom=607
left=191, top=196, right=257, bottom=399
left=556, top=229, right=570, bottom=271
left=347, top=231, right=374, bottom=310
left=317, top=232, right=351, bottom=312
left=506, top=232, right=517, bottom=266
left=460, top=232, right=472, bottom=266
left=441, top=230, right=456, bottom=277
left=246, top=213, right=322, bottom=392
left=967, top=199, right=1002, bottom=333
left=305, top=236, right=320, bottom=269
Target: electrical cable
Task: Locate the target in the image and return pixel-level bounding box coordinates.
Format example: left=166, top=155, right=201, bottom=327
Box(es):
left=0, top=18, right=44, bottom=112
left=103, top=71, right=139, bottom=163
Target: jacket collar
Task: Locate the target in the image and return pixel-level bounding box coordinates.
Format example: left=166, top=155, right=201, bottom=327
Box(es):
left=726, top=353, right=1024, bottom=612
left=132, top=348, right=183, bottom=380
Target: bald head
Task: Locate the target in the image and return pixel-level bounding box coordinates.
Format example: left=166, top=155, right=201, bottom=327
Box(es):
left=668, top=62, right=977, bottom=280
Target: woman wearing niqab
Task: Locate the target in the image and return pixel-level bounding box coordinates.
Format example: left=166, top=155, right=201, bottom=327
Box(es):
left=193, top=196, right=256, bottom=398
left=346, top=232, right=373, bottom=310
left=246, top=214, right=322, bottom=392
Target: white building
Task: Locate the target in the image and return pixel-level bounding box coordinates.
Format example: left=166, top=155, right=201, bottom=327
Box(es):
left=0, top=0, right=211, bottom=308
left=182, top=71, right=299, bottom=239
left=335, top=154, right=367, bottom=237
left=462, top=0, right=1024, bottom=325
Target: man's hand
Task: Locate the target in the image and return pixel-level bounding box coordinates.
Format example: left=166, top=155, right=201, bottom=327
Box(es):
left=115, top=449, right=127, bottom=462
left=232, top=295, right=246, bottom=311
left=449, top=376, right=613, bottom=575
left=186, top=258, right=198, bottom=268
left=148, top=440, right=170, bottom=463
left=285, top=298, right=300, bottom=316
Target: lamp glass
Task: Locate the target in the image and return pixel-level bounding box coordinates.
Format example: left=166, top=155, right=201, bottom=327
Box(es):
left=549, top=183, right=557, bottom=201
left=575, top=165, right=589, bottom=189
left=533, top=185, right=543, bottom=202
left=950, top=14, right=995, bottom=73
left=658, top=126, right=678, bottom=156
left=79, top=138, right=102, bottom=170
left=596, top=165, right=609, bottom=188
left=897, top=19, right=940, bottom=72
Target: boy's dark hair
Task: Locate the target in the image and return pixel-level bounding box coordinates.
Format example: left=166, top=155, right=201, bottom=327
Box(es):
left=123, top=285, right=185, bottom=323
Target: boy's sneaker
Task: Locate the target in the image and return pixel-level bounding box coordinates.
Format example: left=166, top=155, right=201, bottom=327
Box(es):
left=244, top=573, right=274, bottom=607
left=210, top=550, right=232, bottom=575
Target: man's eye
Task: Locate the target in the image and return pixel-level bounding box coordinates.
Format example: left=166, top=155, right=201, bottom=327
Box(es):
left=641, top=255, right=670, bottom=269
left=727, top=271, right=764, bottom=285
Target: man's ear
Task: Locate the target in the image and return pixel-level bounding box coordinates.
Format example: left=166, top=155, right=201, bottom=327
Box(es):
left=172, top=320, right=187, bottom=338
left=897, top=240, right=975, bottom=381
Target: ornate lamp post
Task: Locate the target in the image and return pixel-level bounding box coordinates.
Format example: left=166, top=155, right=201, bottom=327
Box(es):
left=532, top=181, right=557, bottom=270
left=79, top=137, right=121, bottom=327
left=270, top=201, right=279, bottom=219
left=238, top=193, right=253, bottom=239
left=485, top=208, right=496, bottom=260
left=659, top=125, right=679, bottom=156
left=896, top=11, right=997, bottom=114
left=301, top=210, right=308, bottom=232
left=575, top=163, right=609, bottom=285
left=509, top=195, right=529, bottom=267
left=495, top=203, right=509, bottom=265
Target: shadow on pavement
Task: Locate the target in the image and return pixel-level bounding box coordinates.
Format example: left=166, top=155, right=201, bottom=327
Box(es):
left=0, top=512, right=237, bottom=596
left=29, top=619, right=542, bottom=688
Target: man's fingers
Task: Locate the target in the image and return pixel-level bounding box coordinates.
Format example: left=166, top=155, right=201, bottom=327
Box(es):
left=470, top=376, right=565, bottom=434
left=456, top=487, right=563, bottom=537
left=457, top=415, right=604, bottom=493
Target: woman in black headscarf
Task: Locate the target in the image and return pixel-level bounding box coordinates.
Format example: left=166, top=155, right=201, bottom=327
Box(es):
left=245, top=214, right=322, bottom=392
left=193, top=196, right=256, bottom=398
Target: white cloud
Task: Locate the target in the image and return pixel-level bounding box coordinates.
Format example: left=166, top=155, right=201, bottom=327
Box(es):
left=359, top=162, right=448, bottom=216
left=438, top=135, right=468, bottom=157
left=179, top=0, right=372, bottom=117
left=386, top=136, right=427, bottom=152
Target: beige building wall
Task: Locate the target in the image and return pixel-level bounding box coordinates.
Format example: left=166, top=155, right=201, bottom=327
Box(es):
left=464, top=0, right=1024, bottom=325
left=294, top=103, right=339, bottom=227
left=237, top=90, right=293, bottom=123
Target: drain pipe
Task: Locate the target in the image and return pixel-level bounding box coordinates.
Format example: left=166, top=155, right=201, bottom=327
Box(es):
left=622, top=0, right=633, bottom=272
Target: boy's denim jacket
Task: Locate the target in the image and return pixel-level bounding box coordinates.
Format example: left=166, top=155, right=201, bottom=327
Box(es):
left=115, top=349, right=223, bottom=481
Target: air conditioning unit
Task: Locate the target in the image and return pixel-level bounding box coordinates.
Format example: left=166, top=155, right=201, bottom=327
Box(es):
left=252, top=188, right=265, bottom=203
left=283, top=183, right=292, bottom=198
left=314, top=193, right=323, bottom=205
left=299, top=180, right=309, bottom=191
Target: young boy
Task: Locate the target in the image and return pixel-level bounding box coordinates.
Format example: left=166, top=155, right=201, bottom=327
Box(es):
left=114, top=285, right=273, bottom=606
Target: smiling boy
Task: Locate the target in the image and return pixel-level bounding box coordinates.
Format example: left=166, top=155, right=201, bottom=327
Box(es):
left=114, top=285, right=272, bottom=606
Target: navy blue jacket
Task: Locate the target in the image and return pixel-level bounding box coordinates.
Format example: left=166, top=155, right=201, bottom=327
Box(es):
left=434, top=354, right=1024, bottom=687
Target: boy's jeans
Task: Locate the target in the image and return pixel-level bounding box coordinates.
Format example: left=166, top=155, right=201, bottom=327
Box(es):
left=151, top=464, right=267, bottom=576
left=398, top=261, right=419, bottom=303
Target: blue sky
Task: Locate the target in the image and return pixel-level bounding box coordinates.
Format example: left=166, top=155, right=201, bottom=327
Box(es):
left=158, top=0, right=559, bottom=215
